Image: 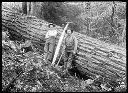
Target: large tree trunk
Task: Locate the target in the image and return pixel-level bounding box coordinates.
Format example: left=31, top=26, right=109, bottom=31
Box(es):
left=30, top=2, right=34, bottom=15
left=27, top=2, right=31, bottom=15
left=27, top=2, right=36, bottom=16
left=2, top=6, right=126, bottom=82
left=22, top=2, right=27, bottom=15
left=85, top=2, right=91, bottom=36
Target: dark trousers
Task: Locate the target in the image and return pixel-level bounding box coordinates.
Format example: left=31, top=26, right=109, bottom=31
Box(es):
left=63, top=50, right=74, bottom=71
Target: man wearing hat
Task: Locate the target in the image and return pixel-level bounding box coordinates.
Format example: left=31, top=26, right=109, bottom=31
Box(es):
left=44, top=23, right=58, bottom=63
left=62, top=29, right=78, bottom=74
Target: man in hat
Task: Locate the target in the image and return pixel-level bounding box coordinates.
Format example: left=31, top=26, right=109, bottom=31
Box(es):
left=62, top=29, right=78, bottom=74
left=44, top=23, right=58, bottom=64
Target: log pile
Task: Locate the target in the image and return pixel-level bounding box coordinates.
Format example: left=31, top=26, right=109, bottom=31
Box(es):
left=2, top=6, right=126, bottom=82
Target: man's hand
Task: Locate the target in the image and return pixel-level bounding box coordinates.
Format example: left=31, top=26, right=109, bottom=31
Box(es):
left=73, top=51, right=76, bottom=55
left=63, top=45, right=66, bottom=50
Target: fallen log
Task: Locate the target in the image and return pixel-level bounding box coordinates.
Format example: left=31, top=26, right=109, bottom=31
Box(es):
left=2, top=6, right=126, bottom=82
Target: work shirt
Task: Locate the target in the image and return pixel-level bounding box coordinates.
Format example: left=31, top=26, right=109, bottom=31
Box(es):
left=44, top=30, right=57, bottom=62
left=45, top=30, right=57, bottom=39
left=44, top=29, right=57, bottom=53
left=64, top=34, right=78, bottom=52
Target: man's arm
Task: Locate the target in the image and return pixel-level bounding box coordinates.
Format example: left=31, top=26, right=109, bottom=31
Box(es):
left=45, top=31, right=49, bottom=39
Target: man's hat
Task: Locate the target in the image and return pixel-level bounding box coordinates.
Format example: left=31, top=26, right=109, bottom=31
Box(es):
left=48, top=23, right=55, bottom=28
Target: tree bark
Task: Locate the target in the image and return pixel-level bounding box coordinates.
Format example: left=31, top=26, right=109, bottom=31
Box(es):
left=2, top=7, right=126, bottom=82
left=85, top=2, right=91, bottom=36
left=27, top=2, right=31, bottom=15
left=109, top=2, right=118, bottom=39
left=22, top=2, right=27, bottom=15
left=30, top=2, right=34, bottom=15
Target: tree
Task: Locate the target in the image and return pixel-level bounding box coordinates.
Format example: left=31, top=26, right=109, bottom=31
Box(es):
left=118, top=19, right=126, bottom=46
left=108, top=2, right=126, bottom=44
left=41, top=2, right=57, bottom=23
left=86, top=2, right=91, bottom=36
left=27, top=2, right=31, bottom=15
left=30, top=2, right=37, bottom=16
left=22, top=2, right=36, bottom=16
left=22, top=2, right=27, bottom=14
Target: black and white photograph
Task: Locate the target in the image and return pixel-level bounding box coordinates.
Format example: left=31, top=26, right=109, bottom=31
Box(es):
left=2, top=2, right=126, bottom=92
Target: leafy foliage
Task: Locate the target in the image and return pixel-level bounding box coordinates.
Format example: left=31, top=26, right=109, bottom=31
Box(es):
left=41, top=2, right=66, bottom=25
left=40, top=2, right=126, bottom=47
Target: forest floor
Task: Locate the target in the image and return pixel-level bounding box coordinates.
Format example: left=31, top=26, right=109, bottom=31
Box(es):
left=2, top=33, right=126, bottom=92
